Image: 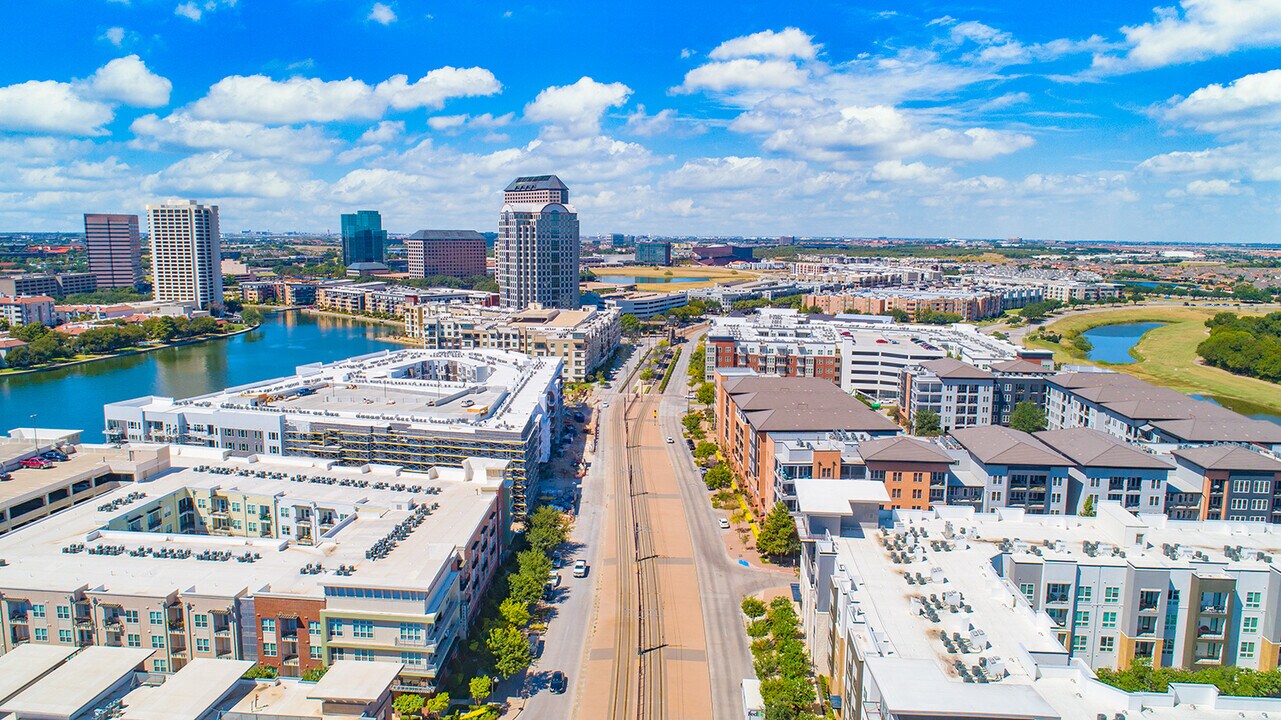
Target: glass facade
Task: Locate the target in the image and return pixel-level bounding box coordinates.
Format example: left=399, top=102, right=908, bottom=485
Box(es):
left=341, top=210, right=387, bottom=266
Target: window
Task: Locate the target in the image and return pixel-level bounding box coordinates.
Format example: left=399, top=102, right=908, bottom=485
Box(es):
left=1099, top=636, right=1116, bottom=653
left=1075, top=611, right=1090, bottom=627
left=353, top=620, right=374, bottom=639
left=1241, top=641, right=1257, bottom=659
left=56, top=605, right=70, bottom=620
left=1101, top=611, right=1117, bottom=629
left=353, top=649, right=374, bottom=662
left=231, top=502, right=241, bottom=512
left=1246, top=591, right=1262, bottom=609
left=1019, top=583, right=1035, bottom=604
left=310, top=645, right=323, bottom=659
left=194, top=614, right=209, bottom=629
left=124, top=610, right=138, bottom=624
left=400, top=623, right=423, bottom=641
left=1046, top=583, right=1072, bottom=605
left=330, top=648, right=344, bottom=662
left=1077, top=586, right=1093, bottom=603
left=195, top=638, right=210, bottom=653
left=309, top=621, right=321, bottom=637
left=151, top=635, right=165, bottom=648
left=261, top=618, right=276, bottom=634
left=149, top=611, right=164, bottom=625
left=1104, top=586, right=1120, bottom=603
left=34, top=628, right=47, bottom=641
left=1072, top=635, right=1088, bottom=652
left=31, top=603, right=45, bottom=619
left=153, top=660, right=168, bottom=673
left=1243, top=617, right=1259, bottom=633
left=127, top=634, right=141, bottom=647
left=401, top=652, right=424, bottom=667
left=328, top=619, right=343, bottom=637
left=263, top=643, right=277, bottom=657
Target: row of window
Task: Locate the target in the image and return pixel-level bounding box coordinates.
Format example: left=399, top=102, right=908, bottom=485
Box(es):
left=1024, top=582, right=1265, bottom=611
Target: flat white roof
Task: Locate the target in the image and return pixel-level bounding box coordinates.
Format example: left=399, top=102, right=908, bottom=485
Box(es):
left=118, top=658, right=253, bottom=720
left=865, top=656, right=1059, bottom=719
left=307, top=660, right=402, bottom=703
left=0, top=644, right=78, bottom=705
left=794, top=479, right=888, bottom=514
left=0, top=646, right=153, bottom=719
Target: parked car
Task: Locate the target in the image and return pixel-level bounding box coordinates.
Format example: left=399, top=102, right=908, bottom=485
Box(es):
left=41, top=450, right=68, bottom=462
left=551, top=552, right=563, bottom=569
left=665, top=437, right=674, bottom=444
left=0, top=472, right=12, bottom=482
left=19, top=457, right=53, bottom=469
left=572, top=559, right=588, bottom=578
left=601, top=401, right=610, bottom=409
left=719, top=518, right=731, bottom=529
left=550, top=671, right=568, bottom=694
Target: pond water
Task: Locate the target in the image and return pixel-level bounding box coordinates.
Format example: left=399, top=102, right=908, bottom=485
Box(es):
left=1191, top=395, right=1281, bottom=427
left=594, top=274, right=707, bottom=284
left=1082, top=322, right=1166, bottom=364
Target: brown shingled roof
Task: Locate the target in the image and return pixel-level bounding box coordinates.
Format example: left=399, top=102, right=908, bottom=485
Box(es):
left=1173, top=445, right=1281, bottom=473
left=858, top=436, right=956, bottom=464
left=950, top=426, right=1072, bottom=467
left=721, top=376, right=900, bottom=433
left=1034, top=428, right=1172, bottom=470
left=920, top=358, right=994, bottom=380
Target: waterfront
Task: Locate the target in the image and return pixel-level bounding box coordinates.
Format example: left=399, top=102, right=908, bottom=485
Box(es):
left=1082, top=322, right=1166, bottom=363
left=0, top=310, right=396, bottom=442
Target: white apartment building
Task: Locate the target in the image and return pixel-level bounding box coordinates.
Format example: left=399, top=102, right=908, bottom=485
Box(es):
left=147, top=200, right=224, bottom=311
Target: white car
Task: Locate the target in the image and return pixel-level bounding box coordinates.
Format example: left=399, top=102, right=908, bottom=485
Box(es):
left=665, top=437, right=674, bottom=444
left=572, top=559, right=588, bottom=578
left=602, top=401, right=610, bottom=409
left=719, top=518, right=731, bottom=529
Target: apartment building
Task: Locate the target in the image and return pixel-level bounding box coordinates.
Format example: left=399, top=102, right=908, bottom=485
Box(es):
left=799, top=500, right=1281, bottom=720
left=0, top=295, right=56, bottom=326
left=148, top=200, right=223, bottom=311
left=804, top=287, right=1012, bottom=320
left=405, top=230, right=487, bottom=279
left=713, top=371, right=900, bottom=511
left=0, top=453, right=510, bottom=690
left=402, top=304, right=620, bottom=382
left=1034, top=427, right=1172, bottom=514
left=901, top=358, right=996, bottom=433
left=314, top=283, right=496, bottom=317
left=103, top=349, right=562, bottom=518
left=789, top=261, right=940, bottom=285
left=496, top=175, right=580, bottom=310
left=1170, top=445, right=1281, bottom=523
left=949, top=425, right=1074, bottom=515
left=990, top=358, right=1055, bottom=425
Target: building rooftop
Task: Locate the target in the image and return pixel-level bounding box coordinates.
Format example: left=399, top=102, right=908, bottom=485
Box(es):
left=795, top=479, right=889, bottom=514
left=0, top=644, right=79, bottom=706
left=920, top=357, right=994, bottom=380
left=857, top=435, right=957, bottom=464
left=951, top=426, right=1072, bottom=467
left=407, top=230, right=486, bottom=241
left=504, top=175, right=567, bottom=192
left=307, top=660, right=403, bottom=703
left=1172, top=444, right=1281, bottom=473
left=0, top=646, right=154, bottom=720
left=118, top=658, right=253, bottom=720
left=1034, top=427, right=1173, bottom=470
left=990, top=359, right=1055, bottom=374
left=719, top=376, right=900, bottom=433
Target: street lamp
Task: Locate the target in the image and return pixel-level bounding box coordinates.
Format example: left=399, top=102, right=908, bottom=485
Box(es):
left=29, top=414, right=37, bottom=454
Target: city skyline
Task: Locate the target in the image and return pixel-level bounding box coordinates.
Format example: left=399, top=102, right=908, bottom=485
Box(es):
left=0, top=2, right=1279, bottom=243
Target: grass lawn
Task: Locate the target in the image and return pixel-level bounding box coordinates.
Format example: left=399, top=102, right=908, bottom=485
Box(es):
left=1024, top=306, right=1281, bottom=414
left=591, top=264, right=761, bottom=292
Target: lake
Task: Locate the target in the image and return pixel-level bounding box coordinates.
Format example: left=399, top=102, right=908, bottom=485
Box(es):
left=1083, top=322, right=1166, bottom=364
left=1191, top=395, right=1281, bottom=426
left=0, top=310, right=397, bottom=442
left=594, top=274, right=706, bottom=284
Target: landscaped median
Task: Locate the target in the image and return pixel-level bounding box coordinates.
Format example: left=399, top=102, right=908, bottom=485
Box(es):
left=1022, top=305, right=1281, bottom=415
left=741, top=594, right=821, bottom=720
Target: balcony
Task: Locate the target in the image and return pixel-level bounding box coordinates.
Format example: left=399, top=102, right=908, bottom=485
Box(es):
left=74, top=617, right=93, bottom=629
left=1199, top=603, right=1227, bottom=615
left=213, top=628, right=231, bottom=638
left=9, top=614, right=28, bottom=625
left=394, top=637, right=435, bottom=651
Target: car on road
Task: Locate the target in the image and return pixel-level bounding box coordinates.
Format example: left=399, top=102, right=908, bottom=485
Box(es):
left=665, top=436, right=674, bottom=444
left=601, top=401, right=610, bottom=409
left=719, top=518, right=731, bottom=529
left=551, top=552, right=563, bottom=569
left=19, top=457, right=53, bottom=469
left=550, top=671, right=568, bottom=694
left=572, top=559, right=588, bottom=578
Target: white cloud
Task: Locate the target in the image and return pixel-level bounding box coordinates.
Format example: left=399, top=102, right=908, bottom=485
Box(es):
left=427, top=114, right=467, bottom=131
left=174, top=2, right=202, bottom=21
left=84, top=55, right=172, bottom=107
left=525, top=77, right=631, bottom=136
left=675, top=59, right=808, bottom=94
left=870, top=160, right=950, bottom=184
left=427, top=112, right=513, bottom=133
left=143, top=151, right=321, bottom=199
left=708, top=28, right=819, bottom=61
left=368, top=3, right=396, bottom=25
left=1158, top=69, right=1281, bottom=133
left=666, top=156, right=812, bottom=190
left=359, top=120, right=404, bottom=145
left=130, top=112, right=338, bottom=163
left=625, top=106, right=676, bottom=137
left=979, top=92, right=1031, bottom=111
left=1095, top=0, right=1281, bottom=71
left=190, top=67, right=501, bottom=123
left=102, top=27, right=126, bottom=47
left=0, top=81, right=114, bottom=135
left=1186, top=178, right=1243, bottom=195
left=680, top=48, right=695, bottom=59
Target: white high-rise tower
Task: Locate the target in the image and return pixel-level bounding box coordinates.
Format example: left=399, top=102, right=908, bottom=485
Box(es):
left=147, top=200, right=224, bottom=311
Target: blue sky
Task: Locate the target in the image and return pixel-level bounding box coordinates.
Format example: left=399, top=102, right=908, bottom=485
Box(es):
left=2, top=0, right=1280, bottom=242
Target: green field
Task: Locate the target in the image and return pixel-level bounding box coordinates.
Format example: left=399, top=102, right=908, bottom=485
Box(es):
left=590, top=265, right=761, bottom=291
left=1024, top=306, right=1281, bottom=415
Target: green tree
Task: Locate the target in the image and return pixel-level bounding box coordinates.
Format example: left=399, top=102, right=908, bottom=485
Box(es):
left=1008, top=401, right=1048, bottom=433
left=693, top=441, right=718, bottom=460
left=639, top=367, right=655, bottom=382
left=300, top=666, right=327, bottom=682
left=499, top=597, right=531, bottom=628
left=756, top=502, right=801, bottom=558
left=620, top=313, right=642, bottom=336
left=1070, top=334, right=1094, bottom=353
left=682, top=412, right=704, bottom=437
left=741, top=596, right=767, bottom=618
left=704, top=464, right=732, bottom=490
left=913, top=409, right=942, bottom=437
left=393, top=693, right=426, bottom=719
left=1081, top=496, right=1097, bottom=517
left=13, top=322, right=49, bottom=343
left=696, top=382, right=715, bottom=405
left=469, top=676, right=493, bottom=705
left=424, top=691, right=450, bottom=718
left=486, top=625, right=532, bottom=678
left=241, top=307, right=264, bottom=326
left=525, top=506, right=567, bottom=555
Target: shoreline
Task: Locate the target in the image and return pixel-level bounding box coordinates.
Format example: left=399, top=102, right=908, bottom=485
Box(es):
left=0, top=324, right=259, bottom=379
left=300, top=307, right=404, bottom=328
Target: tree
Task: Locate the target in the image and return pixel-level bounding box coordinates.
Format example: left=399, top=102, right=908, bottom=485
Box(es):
left=470, top=676, right=493, bottom=705
left=525, top=506, right=567, bottom=555
left=1081, top=496, right=1097, bottom=517
left=487, top=624, right=532, bottom=678
left=1008, top=401, right=1048, bottom=433
left=620, top=313, right=642, bottom=336
left=741, top=596, right=767, bottom=618
left=499, top=597, right=531, bottom=628
left=704, top=464, right=732, bottom=490
left=639, top=367, right=655, bottom=382
left=241, top=308, right=264, bottom=326
left=393, top=693, right=426, bottom=719
left=300, top=666, right=327, bottom=682
left=13, top=322, right=49, bottom=343
left=682, top=412, right=703, bottom=437
left=696, top=382, right=715, bottom=405
left=756, top=502, right=801, bottom=558
left=913, top=409, right=942, bottom=437
left=693, top=441, right=718, bottom=461
left=1070, top=334, right=1094, bottom=353
left=423, top=692, right=450, bottom=718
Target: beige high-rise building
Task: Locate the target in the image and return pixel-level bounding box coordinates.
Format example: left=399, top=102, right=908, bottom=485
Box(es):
left=496, top=175, right=580, bottom=309
left=83, top=213, right=142, bottom=289
left=147, top=200, right=223, bottom=310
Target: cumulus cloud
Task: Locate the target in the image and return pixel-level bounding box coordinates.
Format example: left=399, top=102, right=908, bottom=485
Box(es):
left=368, top=3, right=396, bottom=25
left=189, top=67, right=501, bottom=123
left=708, top=28, right=819, bottom=60
left=130, top=112, right=338, bottom=163
left=675, top=58, right=808, bottom=94
left=625, top=106, right=678, bottom=137
left=0, top=81, right=115, bottom=135
left=84, top=55, right=172, bottom=107
left=143, top=150, right=321, bottom=198
left=1095, top=0, right=1281, bottom=71
left=1158, top=69, right=1281, bottom=133
left=359, top=120, right=404, bottom=145
left=102, top=27, right=127, bottom=47
left=1185, top=178, right=1244, bottom=195
left=524, top=77, right=631, bottom=136
left=174, top=0, right=237, bottom=22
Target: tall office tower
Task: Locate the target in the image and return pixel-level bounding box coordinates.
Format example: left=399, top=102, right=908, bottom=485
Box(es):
left=146, top=200, right=224, bottom=311
left=83, top=214, right=142, bottom=289
left=340, top=210, right=387, bottom=266
left=497, top=175, right=580, bottom=309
